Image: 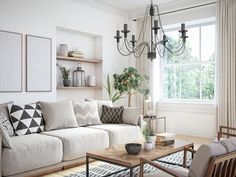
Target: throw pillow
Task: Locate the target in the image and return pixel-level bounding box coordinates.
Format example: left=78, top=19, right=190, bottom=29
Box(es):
left=73, top=101, right=101, bottom=126
left=122, top=107, right=141, bottom=125
left=0, top=101, right=13, bottom=121
left=101, top=105, right=124, bottom=124
left=85, top=99, right=113, bottom=118
left=8, top=103, right=44, bottom=136
left=0, top=112, right=13, bottom=148
left=39, top=100, right=78, bottom=131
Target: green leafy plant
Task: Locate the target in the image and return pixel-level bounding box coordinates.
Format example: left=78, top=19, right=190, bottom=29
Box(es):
left=57, top=63, right=70, bottom=80
left=103, top=75, right=123, bottom=103
left=113, top=67, right=149, bottom=107
left=142, top=124, right=155, bottom=143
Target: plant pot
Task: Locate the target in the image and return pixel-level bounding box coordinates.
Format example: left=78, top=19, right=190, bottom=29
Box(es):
left=144, top=142, right=153, bottom=151
left=63, top=79, right=71, bottom=87
left=146, top=135, right=156, bottom=148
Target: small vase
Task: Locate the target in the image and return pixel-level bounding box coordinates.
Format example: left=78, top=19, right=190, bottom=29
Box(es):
left=144, top=142, right=153, bottom=151
left=147, top=135, right=156, bottom=148
left=63, top=79, right=71, bottom=87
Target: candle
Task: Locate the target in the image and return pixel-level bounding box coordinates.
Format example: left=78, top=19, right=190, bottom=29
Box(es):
left=181, top=23, right=185, bottom=31
left=132, top=35, right=135, bottom=41
left=116, top=30, right=120, bottom=37
left=154, top=20, right=158, bottom=28
left=124, top=24, right=128, bottom=31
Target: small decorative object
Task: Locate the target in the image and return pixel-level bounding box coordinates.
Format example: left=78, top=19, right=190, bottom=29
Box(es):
left=113, top=67, right=148, bottom=107
left=68, top=50, right=84, bottom=58
left=143, top=124, right=156, bottom=150
left=114, top=2, right=188, bottom=61
left=57, top=63, right=71, bottom=87
left=125, top=143, right=142, bottom=155
left=59, top=44, right=68, bottom=57
left=103, top=75, right=123, bottom=103
left=87, top=75, right=96, bottom=87
left=73, top=63, right=86, bottom=87
left=156, top=133, right=175, bottom=146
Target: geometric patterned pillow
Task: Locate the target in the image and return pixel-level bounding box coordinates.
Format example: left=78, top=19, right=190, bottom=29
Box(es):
left=8, top=103, right=44, bottom=136
left=101, top=105, right=124, bottom=124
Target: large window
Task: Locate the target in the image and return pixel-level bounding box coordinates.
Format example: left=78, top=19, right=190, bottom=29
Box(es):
left=160, top=23, right=215, bottom=102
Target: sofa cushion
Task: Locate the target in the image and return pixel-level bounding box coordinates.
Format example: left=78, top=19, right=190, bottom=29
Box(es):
left=2, top=134, right=63, bottom=176
left=42, top=127, right=109, bottom=161
left=189, top=142, right=227, bottom=177
left=8, top=103, right=44, bottom=135
left=87, top=124, right=142, bottom=146
left=73, top=101, right=101, bottom=126
left=123, top=107, right=140, bottom=125
left=39, top=100, right=78, bottom=131
left=101, top=105, right=124, bottom=124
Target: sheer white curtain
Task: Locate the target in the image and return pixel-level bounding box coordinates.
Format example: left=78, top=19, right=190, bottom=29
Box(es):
left=135, top=17, right=157, bottom=114
left=217, top=0, right=236, bottom=129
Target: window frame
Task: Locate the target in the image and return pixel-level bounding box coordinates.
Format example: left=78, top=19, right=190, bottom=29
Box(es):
left=159, top=21, right=216, bottom=103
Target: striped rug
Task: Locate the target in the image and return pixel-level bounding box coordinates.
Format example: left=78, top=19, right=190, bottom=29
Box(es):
left=66, top=151, right=192, bottom=177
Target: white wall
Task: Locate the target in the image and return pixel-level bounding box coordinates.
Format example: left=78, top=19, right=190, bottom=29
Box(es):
left=0, top=0, right=129, bottom=104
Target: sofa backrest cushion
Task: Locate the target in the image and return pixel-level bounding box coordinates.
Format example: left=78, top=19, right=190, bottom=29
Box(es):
left=73, top=101, right=101, bottom=126
left=122, top=107, right=140, bottom=125
left=39, top=100, right=78, bottom=131
left=189, top=142, right=227, bottom=177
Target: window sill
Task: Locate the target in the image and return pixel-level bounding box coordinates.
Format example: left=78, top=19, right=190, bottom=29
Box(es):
left=157, top=101, right=216, bottom=114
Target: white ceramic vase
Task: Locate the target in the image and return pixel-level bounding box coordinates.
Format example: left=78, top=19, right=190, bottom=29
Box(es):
left=144, top=142, right=153, bottom=151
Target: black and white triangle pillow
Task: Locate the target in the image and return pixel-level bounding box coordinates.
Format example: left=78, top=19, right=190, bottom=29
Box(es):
left=8, top=103, right=44, bottom=136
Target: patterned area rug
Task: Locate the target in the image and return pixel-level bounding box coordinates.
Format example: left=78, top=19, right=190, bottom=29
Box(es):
left=65, top=151, right=192, bottom=177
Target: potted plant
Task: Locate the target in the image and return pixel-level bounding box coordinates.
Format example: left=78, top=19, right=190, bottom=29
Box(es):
left=113, top=67, right=142, bottom=107
left=103, top=74, right=123, bottom=103
left=57, top=63, right=71, bottom=87
left=142, top=124, right=156, bottom=151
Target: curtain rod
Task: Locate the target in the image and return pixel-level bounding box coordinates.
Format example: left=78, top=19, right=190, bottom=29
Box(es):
left=133, top=1, right=217, bottom=21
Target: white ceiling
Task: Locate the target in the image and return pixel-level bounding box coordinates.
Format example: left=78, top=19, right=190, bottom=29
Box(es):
left=93, top=0, right=180, bottom=12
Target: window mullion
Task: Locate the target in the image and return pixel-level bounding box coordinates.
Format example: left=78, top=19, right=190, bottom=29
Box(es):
left=199, top=26, right=202, bottom=100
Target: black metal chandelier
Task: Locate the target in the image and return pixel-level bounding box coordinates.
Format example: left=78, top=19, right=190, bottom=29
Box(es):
left=114, top=1, right=188, bottom=61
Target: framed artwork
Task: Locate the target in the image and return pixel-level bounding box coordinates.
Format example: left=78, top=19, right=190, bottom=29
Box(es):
left=26, top=35, right=52, bottom=92
left=0, top=30, right=22, bottom=92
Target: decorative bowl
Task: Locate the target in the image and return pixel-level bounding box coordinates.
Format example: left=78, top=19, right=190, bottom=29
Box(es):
left=125, top=143, right=142, bottom=155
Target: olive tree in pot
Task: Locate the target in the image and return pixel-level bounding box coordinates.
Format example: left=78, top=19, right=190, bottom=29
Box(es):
left=113, top=67, right=142, bottom=107
left=57, top=63, right=71, bottom=87
left=142, top=124, right=156, bottom=151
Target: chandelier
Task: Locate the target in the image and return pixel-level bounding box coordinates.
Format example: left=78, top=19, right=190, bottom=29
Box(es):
left=114, top=1, right=188, bottom=61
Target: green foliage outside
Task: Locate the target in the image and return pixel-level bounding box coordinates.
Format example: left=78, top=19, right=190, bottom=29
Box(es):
left=162, top=37, right=215, bottom=100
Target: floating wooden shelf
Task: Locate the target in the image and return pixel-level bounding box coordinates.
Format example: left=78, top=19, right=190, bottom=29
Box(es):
left=57, top=86, right=102, bottom=89
left=57, top=56, right=102, bottom=63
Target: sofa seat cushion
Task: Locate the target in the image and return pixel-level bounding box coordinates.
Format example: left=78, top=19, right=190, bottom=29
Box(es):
left=87, top=124, right=142, bottom=146
left=2, top=134, right=63, bottom=176
left=42, top=127, right=109, bottom=161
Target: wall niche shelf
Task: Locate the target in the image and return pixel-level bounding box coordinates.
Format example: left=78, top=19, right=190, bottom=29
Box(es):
left=57, top=56, right=102, bottom=63
left=57, top=86, right=102, bottom=89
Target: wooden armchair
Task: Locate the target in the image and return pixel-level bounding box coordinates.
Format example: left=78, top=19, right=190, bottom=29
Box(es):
left=139, top=138, right=236, bottom=177
left=218, top=126, right=236, bottom=140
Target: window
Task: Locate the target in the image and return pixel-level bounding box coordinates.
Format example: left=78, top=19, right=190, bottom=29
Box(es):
left=160, top=23, right=215, bottom=102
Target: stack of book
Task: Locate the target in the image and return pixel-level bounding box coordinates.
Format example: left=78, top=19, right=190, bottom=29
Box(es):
left=68, top=51, right=84, bottom=58
left=156, top=133, right=175, bottom=146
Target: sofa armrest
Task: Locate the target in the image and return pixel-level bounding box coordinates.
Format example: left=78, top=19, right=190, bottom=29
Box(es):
left=138, top=115, right=147, bottom=131
left=0, top=134, right=2, bottom=177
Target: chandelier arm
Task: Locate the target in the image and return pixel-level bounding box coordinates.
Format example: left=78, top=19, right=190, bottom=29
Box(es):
left=164, top=42, right=185, bottom=56
left=124, top=37, right=135, bottom=53
left=134, top=43, right=150, bottom=58
left=156, top=43, right=165, bottom=58
left=133, top=42, right=150, bottom=54
left=166, top=40, right=185, bottom=53
left=154, top=4, right=166, bottom=35
left=117, top=43, right=131, bottom=56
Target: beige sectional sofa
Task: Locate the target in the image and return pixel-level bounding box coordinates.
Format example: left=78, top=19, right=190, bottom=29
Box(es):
left=1, top=119, right=143, bottom=177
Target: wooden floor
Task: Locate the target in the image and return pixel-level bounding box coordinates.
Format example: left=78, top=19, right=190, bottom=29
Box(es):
left=42, top=135, right=212, bottom=177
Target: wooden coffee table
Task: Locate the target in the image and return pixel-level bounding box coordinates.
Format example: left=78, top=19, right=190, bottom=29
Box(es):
left=86, top=141, right=194, bottom=177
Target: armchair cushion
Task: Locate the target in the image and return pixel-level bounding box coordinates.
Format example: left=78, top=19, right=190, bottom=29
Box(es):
left=144, top=166, right=188, bottom=177
left=219, top=137, right=236, bottom=153
left=189, top=142, right=227, bottom=177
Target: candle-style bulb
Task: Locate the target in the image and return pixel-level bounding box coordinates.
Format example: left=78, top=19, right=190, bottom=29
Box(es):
left=154, top=20, right=158, bottom=28
left=181, top=23, right=185, bottom=31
